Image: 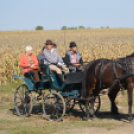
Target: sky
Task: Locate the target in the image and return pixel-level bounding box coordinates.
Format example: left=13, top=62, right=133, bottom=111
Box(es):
left=0, top=0, right=134, bottom=31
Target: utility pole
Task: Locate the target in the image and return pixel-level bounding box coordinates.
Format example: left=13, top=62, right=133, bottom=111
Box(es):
left=63, top=15, right=66, bottom=51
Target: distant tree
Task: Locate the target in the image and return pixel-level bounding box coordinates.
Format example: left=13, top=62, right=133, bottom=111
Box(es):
left=87, top=27, right=91, bottom=29
left=35, top=26, right=44, bottom=30
left=68, top=27, right=77, bottom=30
left=61, top=26, right=67, bottom=30
left=101, top=26, right=104, bottom=29
left=78, top=26, right=85, bottom=29
left=107, top=26, right=109, bottom=29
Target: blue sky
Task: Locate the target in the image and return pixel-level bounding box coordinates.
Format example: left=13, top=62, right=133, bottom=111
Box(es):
left=0, top=0, right=134, bottom=31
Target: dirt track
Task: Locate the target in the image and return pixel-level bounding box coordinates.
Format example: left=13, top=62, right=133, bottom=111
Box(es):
left=54, top=124, right=134, bottom=134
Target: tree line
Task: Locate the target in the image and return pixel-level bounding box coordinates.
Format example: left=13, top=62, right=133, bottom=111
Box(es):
left=35, top=26, right=110, bottom=30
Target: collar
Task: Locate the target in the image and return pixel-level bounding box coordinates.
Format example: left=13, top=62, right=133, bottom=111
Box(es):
left=71, top=51, right=77, bottom=54
left=45, top=49, right=52, bottom=52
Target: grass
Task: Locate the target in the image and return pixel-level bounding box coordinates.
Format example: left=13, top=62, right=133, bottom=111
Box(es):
left=0, top=82, right=23, bottom=95
left=0, top=102, right=14, bottom=110
left=0, top=118, right=124, bottom=134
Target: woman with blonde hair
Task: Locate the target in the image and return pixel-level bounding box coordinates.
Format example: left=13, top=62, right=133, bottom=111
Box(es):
left=19, top=45, right=41, bottom=89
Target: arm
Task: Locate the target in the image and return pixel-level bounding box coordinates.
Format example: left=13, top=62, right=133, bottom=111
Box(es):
left=79, top=57, right=84, bottom=67
left=57, top=51, right=64, bottom=63
left=32, top=54, right=39, bottom=65
left=77, top=52, right=84, bottom=68
left=64, top=53, right=73, bottom=65
left=19, top=55, right=29, bottom=68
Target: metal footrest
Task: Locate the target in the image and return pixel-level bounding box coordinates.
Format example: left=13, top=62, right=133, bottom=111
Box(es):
left=60, top=90, right=79, bottom=97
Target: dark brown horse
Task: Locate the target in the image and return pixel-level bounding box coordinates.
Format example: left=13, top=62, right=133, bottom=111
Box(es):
left=82, top=52, right=134, bottom=122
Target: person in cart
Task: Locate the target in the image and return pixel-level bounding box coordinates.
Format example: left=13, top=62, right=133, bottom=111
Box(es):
left=43, top=40, right=69, bottom=82
left=19, top=45, right=41, bottom=89
left=64, top=42, right=84, bottom=72
left=37, top=43, right=57, bottom=64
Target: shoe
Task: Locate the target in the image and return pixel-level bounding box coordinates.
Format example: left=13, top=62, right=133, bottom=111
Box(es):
left=35, top=82, right=42, bottom=90
left=57, top=74, right=64, bottom=82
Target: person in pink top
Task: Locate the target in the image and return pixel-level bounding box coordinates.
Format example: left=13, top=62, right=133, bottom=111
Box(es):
left=19, top=45, right=41, bottom=85
left=64, top=42, right=84, bottom=72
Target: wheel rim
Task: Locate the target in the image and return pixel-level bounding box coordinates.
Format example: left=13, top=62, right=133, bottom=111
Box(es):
left=94, top=96, right=101, bottom=113
left=43, top=92, right=66, bottom=121
left=14, top=84, right=32, bottom=117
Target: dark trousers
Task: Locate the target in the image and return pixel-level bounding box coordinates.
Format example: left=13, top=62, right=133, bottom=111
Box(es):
left=25, top=70, right=41, bottom=83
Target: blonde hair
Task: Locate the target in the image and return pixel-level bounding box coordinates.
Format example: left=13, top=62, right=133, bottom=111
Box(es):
left=25, top=45, right=32, bottom=52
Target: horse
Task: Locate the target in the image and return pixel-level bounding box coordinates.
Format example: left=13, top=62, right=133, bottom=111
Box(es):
left=82, top=52, right=134, bottom=122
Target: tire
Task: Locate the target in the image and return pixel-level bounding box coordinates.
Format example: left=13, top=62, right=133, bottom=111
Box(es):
left=14, top=84, right=33, bottom=117
left=79, top=95, right=101, bottom=114
left=43, top=92, right=66, bottom=121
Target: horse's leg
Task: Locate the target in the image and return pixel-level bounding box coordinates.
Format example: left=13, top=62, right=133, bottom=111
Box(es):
left=90, top=85, right=101, bottom=121
left=127, top=83, right=133, bottom=122
left=89, top=95, right=97, bottom=121
left=85, top=100, right=90, bottom=121
left=86, top=85, right=96, bottom=121
left=108, top=89, right=119, bottom=115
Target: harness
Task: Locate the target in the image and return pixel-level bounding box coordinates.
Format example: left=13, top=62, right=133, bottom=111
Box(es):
left=112, top=59, right=125, bottom=94
left=99, top=56, right=134, bottom=94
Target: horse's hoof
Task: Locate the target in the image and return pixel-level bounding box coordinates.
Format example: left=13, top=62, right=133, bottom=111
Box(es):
left=92, top=115, right=97, bottom=121
left=87, top=119, right=91, bottom=122
left=93, top=117, right=98, bottom=121
left=128, top=116, right=133, bottom=122
left=130, top=120, right=134, bottom=123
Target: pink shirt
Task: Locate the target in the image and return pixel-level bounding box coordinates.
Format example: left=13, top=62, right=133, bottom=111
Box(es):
left=71, top=52, right=77, bottom=63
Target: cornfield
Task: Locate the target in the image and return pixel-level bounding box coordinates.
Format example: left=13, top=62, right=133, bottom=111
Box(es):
left=0, top=28, right=134, bottom=84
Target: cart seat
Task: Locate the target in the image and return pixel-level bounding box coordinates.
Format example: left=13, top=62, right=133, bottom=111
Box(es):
left=24, top=73, right=35, bottom=83
left=65, top=71, right=83, bottom=84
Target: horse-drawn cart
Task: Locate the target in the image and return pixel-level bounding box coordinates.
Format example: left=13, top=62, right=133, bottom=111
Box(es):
left=13, top=65, right=101, bottom=121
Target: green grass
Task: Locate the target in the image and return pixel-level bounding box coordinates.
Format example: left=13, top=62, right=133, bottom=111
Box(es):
left=0, top=118, right=124, bottom=134
left=0, top=82, right=24, bottom=95
left=0, top=102, right=14, bottom=110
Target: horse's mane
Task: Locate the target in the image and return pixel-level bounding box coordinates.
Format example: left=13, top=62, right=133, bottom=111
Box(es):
left=85, top=52, right=134, bottom=67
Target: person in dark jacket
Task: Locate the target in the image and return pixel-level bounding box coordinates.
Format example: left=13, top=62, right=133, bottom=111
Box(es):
left=64, top=42, right=84, bottom=72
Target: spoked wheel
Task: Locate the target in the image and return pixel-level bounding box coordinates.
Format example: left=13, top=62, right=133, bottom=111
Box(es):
left=79, top=95, right=101, bottom=114
left=65, top=98, right=75, bottom=112
left=14, top=84, right=32, bottom=117
left=43, top=92, right=66, bottom=121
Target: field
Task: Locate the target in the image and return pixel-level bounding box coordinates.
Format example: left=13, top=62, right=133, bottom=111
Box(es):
left=0, top=28, right=134, bottom=84
left=0, top=28, right=134, bottom=134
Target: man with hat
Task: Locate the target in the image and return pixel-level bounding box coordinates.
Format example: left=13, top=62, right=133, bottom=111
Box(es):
left=43, top=40, right=69, bottom=82
left=64, top=41, right=84, bottom=72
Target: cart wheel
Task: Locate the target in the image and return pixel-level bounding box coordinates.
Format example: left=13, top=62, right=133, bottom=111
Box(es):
left=65, top=98, right=75, bottom=112
left=14, top=84, right=32, bottom=117
left=43, top=92, right=66, bottom=121
left=79, top=95, right=101, bottom=114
